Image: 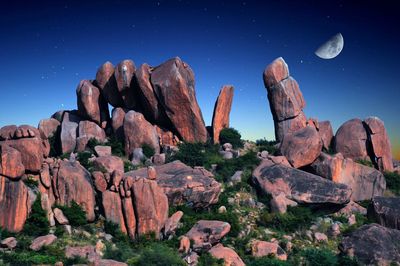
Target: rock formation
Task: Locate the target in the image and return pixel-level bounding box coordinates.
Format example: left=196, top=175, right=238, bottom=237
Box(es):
left=368, top=197, right=400, bottom=230
left=212, top=85, right=234, bottom=143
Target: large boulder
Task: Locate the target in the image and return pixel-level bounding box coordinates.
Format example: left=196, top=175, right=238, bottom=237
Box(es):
left=93, top=155, right=124, bottom=175
left=209, top=244, right=245, bottom=266
left=60, top=111, right=81, bottom=154
left=76, top=80, right=109, bottom=128
left=111, top=107, right=127, bottom=141
left=38, top=118, right=60, bottom=139
left=310, top=153, right=386, bottom=201
left=0, top=176, right=30, bottom=232
left=368, top=197, right=400, bottom=230
left=95, top=61, right=123, bottom=107
left=211, top=85, right=234, bottom=143
left=251, top=240, right=287, bottom=260
left=123, top=110, right=160, bottom=156
left=252, top=162, right=352, bottom=205
left=263, top=57, right=307, bottom=142
left=76, top=120, right=106, bottom=151
left=186, top=220, right=231, bottom=251
left=150, top=57, right=207, bottom=143
left=125, top=161, right=221, bottom=208
left=30, top=234, right=57, bottom=251
left=334, top=118, right=369, bottom=161
left=0, top=144, right=25, bottom=179
left=318, top=120, right=334, bottom=151
left=340, top=224, right=400, bottom=265
left=53, top=161, right=96, bottom=221
left=0, top=125, right=17, bottom=140
left=279, top=126, right=323, bottom=168
left=115, top=60, right=138, bottom=109
left=364, top=117, right=394, bottom=172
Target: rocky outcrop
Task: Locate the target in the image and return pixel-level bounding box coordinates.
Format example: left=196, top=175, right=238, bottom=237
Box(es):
left=209, top=244, right=245, bottom=266
left=38, top=118, right=60, bottom=139
left=125, top=161, right=221, bottom=208
left=95, top=61, right=123, bottom=107
left=310, top=153, right=386, bottom=201
left=76, top=120, right=106, bottom=151
left=364, top=117, right=394, bottom=172
left=53, top=160, right=96, bottom=221
left=340, top=224, right=400, bottom=265
left=186, top=220, right=231, bottom=251
left=368, top=197, right=400, bottom=230
left=151, top=57, right=207, bottom=142
left=93, top=155, right=124, bottom=174
left=123, top=110, right=160, bottom=156
left=0, top=144, right=25, bottom=179
left=211, top=85, right=234, bottom=143
left=252, top=162, right=352, bottom=205
left=263, top=57, right=307, bottom=142
left=279, top=126, right=322, bottom=168
left=76, top=80, right=109, bottom=128
left=0, top=176, right=30, bottom=232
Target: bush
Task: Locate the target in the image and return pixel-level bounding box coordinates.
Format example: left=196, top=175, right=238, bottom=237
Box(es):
left=258, top=206, right=314, bottom=233
left=247, top=256, right=290, bottom=266
left=56, top=201, right=87, bottom=227
left=86, top=138, right=103, bottom=153
left=219, top=128, right=243, bottom=149
left=132, top=243, right=185, bottom=266
left=171, top=142, right=221, bottom=168
left=23, top=175, right=39, bottom=189
left=142, top=144, right=155, bottom=158
left=76, top=151, right=94, bottom=171
left=23, top=193, right=49, bottom=237
left=198, top=253, right=224, bottom=266
left=255, top=138, right=278, bottom=155
left=104, top=220, right=130, bottom=243
left=108, top=136, right=125, bottom=157
left=124, top=160, right=136, bottom=172
left=356, top=159, right=374, bottom=168
left=300, top=248, right=338, bottom=266
left=216, top=151, right=260, bottom=181
left=384, top=171, right=400, bottom=195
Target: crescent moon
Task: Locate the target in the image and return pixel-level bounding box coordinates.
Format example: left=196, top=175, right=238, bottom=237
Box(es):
left=315, top=33, right=344, bottom=59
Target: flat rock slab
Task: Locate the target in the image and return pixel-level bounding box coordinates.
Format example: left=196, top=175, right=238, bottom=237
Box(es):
left=252, top=162, right=352, bottom=204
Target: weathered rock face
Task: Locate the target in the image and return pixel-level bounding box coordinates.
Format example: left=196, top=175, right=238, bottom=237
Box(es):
left=186, top=220, right=231, bottom=251
left=263, top=57, right=307, bottom=142
left=30, top=234, right=57, bottom=251
left=164, top=210, right=183, bottom=237
left=252, top=162, right=352, bottom=205
left=93, top=155, right=124, bottom=175
left=76, top=120, right=107, bottom=152
left=111, top=107, right=127, bottom=141
left=212, top=85, right=234, bottom=143
left=102, top=190, right=127, bottom=233
left=0, top=176, right=30, bottom=232
left=251, top=240, right=287, bottom=260
left=54, top=161, right=96, bottom=221
left=0, top=125, right=17, bottom=140
left=209, top=244, right=245, bottom=266
left=125, top=161, right=221, bottom=208
left=76, top=80, right=109, bottom=128
left=0, top=144, right=25, bottom=179
left=60, top=111, right=81, bottom=154
left=368, top=197, right=400, bottom=230
left=115, top=60, right=138, bottom=109
left=95, top=61, right=123, bottom=107
left=334, top=118, right=369, bottom=161
left=38, top=118, right=60, bottom=139
left=340, top=224, right=400, bottom=265
left=310, top=153, right=386, bottom=201
left=150, top=57, right=207, bottom=143
left=364, top=117, right=394, bottom=172
left=318, top=120, right=334, bottom=151
left=280, top=126, right=323, bottom=168
left=123, top=110, right=160, bottom=156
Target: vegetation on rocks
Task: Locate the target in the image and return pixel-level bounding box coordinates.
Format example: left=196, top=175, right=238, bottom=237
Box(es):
left=22, top=194, right=49, bottom=237
left=219, top=127, right=243, bottom=148
left=55, top=201, right=87, bottom=227
left=384, top=171, right=400, bottom=195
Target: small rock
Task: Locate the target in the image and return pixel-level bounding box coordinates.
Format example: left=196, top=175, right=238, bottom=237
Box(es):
left=53, top=208, right=69, bottom=225
left=218, top=206, right=227, bottom=213
left=104, top=234, right=113, bottom=242
left=305, top=230, right=313, bottom=241
left=131, top=148, right=144, bottom=166
left=285, top=241, right=293, bottom=252
left=348, top=214, right=356, bottom=225
left=184, top=251, right=199, bottom=266
left=260, top=150, right=269, bottom=158
left=95, top=240, right=105, bottom=256
left=30, top=234, right=57, bottom=251
left=314, top=232, right=328, bottom=242
left=94, top=146, right=112, bottom=157
left=251, top=240, right=287, bottom=260
left=152, top=153, right=166, bottom=165
left=229, top=171, right=242, bottom=184
left=179, top=236, right=190, bottom=254
left=147, top=166, right=157, bottom=180
left=223, top=143, right=233, bottom=151
left=329, top=223, right=341, bottom=237
left=164, top=211, right=184, bottom=237
left=1, top=237, right=17, bottom=249
left=63, top=225, right=72, bottom=235
left=220, top=150, right=233, bottom=159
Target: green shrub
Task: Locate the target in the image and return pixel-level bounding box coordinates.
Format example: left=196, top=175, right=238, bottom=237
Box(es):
left=255, top=138, right=278, bottom=154
left=132, top=243, right=185, bottom=266
left=104, top=220, right=130, bottom=243
left=124, top=160, right=136, bottom=172
left=59, top=152, right=71, bottom=160
left=76, top=151, right=94, bottom=171
left=258, top=206, right=314, bottom=233
left=86, top=138, right=103, bottom=153
left=142, top=143, right=156, bottom=158
left=23, top=193, right=49, bottom=237
left=384, top=171, right=400, bottom=195
left=198, top=253, right=224, bottom=266
left=108, top=136, right=125, bottom=157
left=300, top=248, right=338, bottom=266
left=216, top=151, right=260, bottom=181
left=23, top=175, right=39, bottom=189
left=219, top=128, right=243, bottom=149
left=56, top=201, right=87, bottom=227
left=356, top=159, right=374, bottom=168
left=0, top=227, right=14, bottom=239
left=247, top=256, right=290, bottom=266
left=171, top=142, right=221, bottom=168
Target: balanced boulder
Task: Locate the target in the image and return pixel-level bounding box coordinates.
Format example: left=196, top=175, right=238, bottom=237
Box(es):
left=115, top=59, right=138, bottom=109
left=95, top=61, right=123, bottom=107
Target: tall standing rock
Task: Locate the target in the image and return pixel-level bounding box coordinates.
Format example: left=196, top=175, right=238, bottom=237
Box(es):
left=211, top=85, right=234, bottom=143
left=263, top=57, right=307, bottom=142
left=60, top=111, right=81, bottom=154
left=111, top=107, right=127, bottom=142
left=0, top=176, right=30, bottom=232
left=364, top=117, right=394, bottom=172
left=76, top=80, right=109, bottom=128
left=102, top=190, right=127, bottom=233
left=150, top=57, right=207, bottom=143
left=123, top=110, right=160, bottom=156
left=335, top=118, right=369, bottom=161
left=115, top=60, right=138, bottom=109
left=318, top=121, right=334, bottom=151
left=95, top=61, right=124, bottom=107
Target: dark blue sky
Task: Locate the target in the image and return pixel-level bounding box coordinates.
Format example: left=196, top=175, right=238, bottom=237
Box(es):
left=0, top=0, right=399, bottom=158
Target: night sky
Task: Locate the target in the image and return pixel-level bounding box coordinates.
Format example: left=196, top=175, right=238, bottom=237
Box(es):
left=0, top=0, right=399, bottom=159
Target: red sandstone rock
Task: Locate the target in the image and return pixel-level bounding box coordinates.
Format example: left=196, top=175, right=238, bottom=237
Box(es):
left=95, top=61, right=123, bottom=107
left=209, top=244, right=245, bottom=266
left=212, top=85, right=234, bottom=143
left=60, top=111, right=81, bottom=154
left=93, top=155, right=124, bottom=174
left=318, top=120, right=334, bottom=151
left=335, top=118, right=369, bottom=161
left=0, top=144, right=25, bottom=179
left=38, top=118, right=60, bottom=139
left=102, top=190, right=127, bottom=233
left=164, top=210, right=184, bottom=236
left=115, top=60, right=138, bottom=109
left=0, top=125, right=17, bottom=141
left=186, top=220, right=231, bottom=251
left=30, top=234, right=57, bottom=251
left=92, top=171, right=108, bottom=192
left=251, top=240, right=287, bottom=260
left=263, top=57, right=289, bottom=88
left=111, top=107, right=127, bottom=141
